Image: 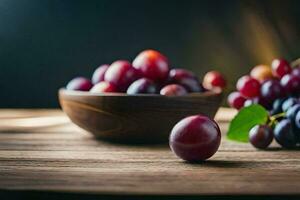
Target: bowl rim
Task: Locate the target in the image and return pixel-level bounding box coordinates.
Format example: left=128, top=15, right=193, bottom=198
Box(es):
left=59, top=88, right=222, bottom=98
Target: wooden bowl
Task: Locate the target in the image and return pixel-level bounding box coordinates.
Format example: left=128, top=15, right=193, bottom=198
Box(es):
left=59, top=89, right=223, bottom=144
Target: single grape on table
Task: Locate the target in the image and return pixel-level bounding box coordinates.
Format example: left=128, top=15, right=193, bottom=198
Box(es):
left=169, top=115, right=221, bottom=162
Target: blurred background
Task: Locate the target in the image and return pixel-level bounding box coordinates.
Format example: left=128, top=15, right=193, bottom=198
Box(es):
left=1, top=0, right=300, bottom=108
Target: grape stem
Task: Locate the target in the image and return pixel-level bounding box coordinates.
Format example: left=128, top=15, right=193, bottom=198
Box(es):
left=268, top=112, right=286, bottom=127
left=270, top=112, right=286, bottom=120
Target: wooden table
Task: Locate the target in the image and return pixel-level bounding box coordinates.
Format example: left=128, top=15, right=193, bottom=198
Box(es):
left=0, top=108, right=299, bottom=199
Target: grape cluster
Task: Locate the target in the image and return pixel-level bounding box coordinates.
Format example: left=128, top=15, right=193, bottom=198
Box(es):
left=228, top=59, right=300, bottom=110
left=249, top=100, right=300, bottom=150
left=66, top=50, right=227, bottom=96
left=228, top=58, right=300, bottom=149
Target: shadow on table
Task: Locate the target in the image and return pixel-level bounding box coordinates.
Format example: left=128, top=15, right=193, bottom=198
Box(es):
left=265, top=146, right=300, bottom=151
left=183, top=160, right=247, bottom=168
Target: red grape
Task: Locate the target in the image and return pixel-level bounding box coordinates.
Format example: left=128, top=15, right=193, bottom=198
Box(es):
left=203, top=70, right=226, bottom=89
left=104, top=60, right=140, bottom=92
left=227, top=91, right=247, bottom=110
left=91, top=64, right=109, bottom=84
left=66, top=77, right=93, bottom=91
left=132, top=50, right=169, bottom=82
left=271, top=58, right=292, bottom=78
left=236, top=75, right=261, bottom=98
left=160, top=84, right=188, bottom=96
left=90, top=81, right=117, bottom=93
left=280, top=74, right=300, bottom=95
left=169, top=115, right=221, bottom=162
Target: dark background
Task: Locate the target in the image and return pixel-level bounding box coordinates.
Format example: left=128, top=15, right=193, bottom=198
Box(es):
left=1, top=0, right=300, bottom=108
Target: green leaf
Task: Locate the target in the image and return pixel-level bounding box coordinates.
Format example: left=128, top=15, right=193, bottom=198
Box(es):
left=227, top=104, right=269, bottom=143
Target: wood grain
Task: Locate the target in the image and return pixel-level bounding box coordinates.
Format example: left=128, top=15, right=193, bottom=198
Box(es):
left=0, top=109, right=299, bottom=196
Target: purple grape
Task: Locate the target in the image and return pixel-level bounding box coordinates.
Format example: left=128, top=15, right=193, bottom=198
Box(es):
left=243, top=96, right=271, bottom=110
left=296, top=111, right=300, bottom=129
left=249, top=125, right=273, bottom=149
left=292, top=67, right=300, bottom=77
left=282, top=97, right=299, bottom=112
left=274, top=119, right=298, bottom=149
left=66, top=77, right=93, bottom=91
left=168, top=69, right=204, bottom=92
left=91, top=64, right=109, bottom=84
left=127, top=78, right=157, bottom=94
left=280, top=74, right=300, bottom=95
left=271, top=98, right=286, bottom=115
left=160, top=84, right=188, bottom=96
left=286, top=104, right=300, bottom=122
left=104, top=60, right=141, bottom=92
left=169, top=115, right=221, bottom=161
left=260, top=79, right=284, bottom=102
